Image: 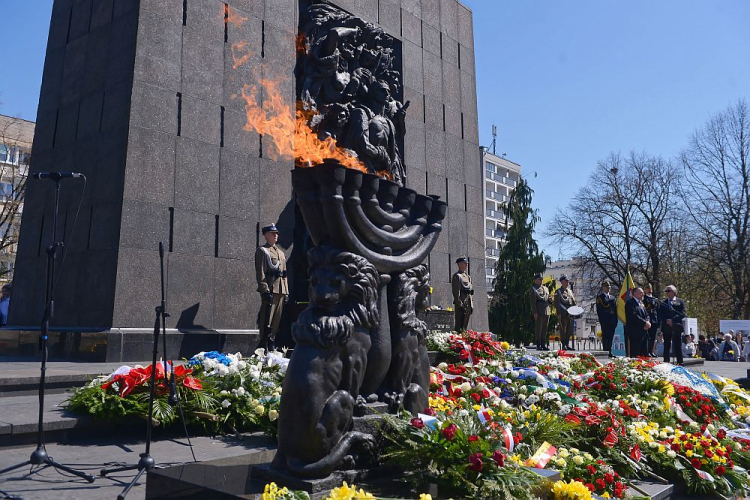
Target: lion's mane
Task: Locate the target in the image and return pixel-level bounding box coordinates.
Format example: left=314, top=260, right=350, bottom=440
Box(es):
left=389, top=264, right=430, bottom=342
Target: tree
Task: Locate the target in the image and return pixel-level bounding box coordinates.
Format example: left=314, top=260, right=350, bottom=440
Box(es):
left=546, top=151, right=675, bottom=293
left=0, top=115, right=31, bottom=282
left=680, top=99, right=750, bottom=319
left=489, top=177, right=548, bottom=347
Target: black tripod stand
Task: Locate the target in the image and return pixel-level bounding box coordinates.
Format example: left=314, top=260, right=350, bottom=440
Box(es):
left=100, top=242, right=182, bottom=500
left=0, top=174, right=95, bottom=487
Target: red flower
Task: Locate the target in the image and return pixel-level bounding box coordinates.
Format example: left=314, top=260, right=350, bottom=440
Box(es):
left=423, top=407, right=436, bottom=416
left=182, top=376, right=203, bottom=390
left=459, top=349, right=469, bottom=360
left=468, top=452, right=483, bottom=472
left=603, top=431, right=619, bottom=448
left=410, top=418, right=425, bottom=429
left=717, top=429, right=727, bottom=440
left=481, top=389, right=490, bottom=398
left=585, top=483, right=595, bottom=492
left=587, top=465, right=597, bottom=474
left=684, top=442, right=694, bottom=451
left=671, top=443, right=681, bottom=452
left=630, top=444, right=642, bottom=462
left=469, top=435, right=479, bottom=443
left=715, top=465, right=726, bottom=476
left=705, top=449, right=714, bottom=459
left=595, top=478, right=606, bottom=490
left=609, top=383, right=617, bottom=390
left=491, top=450, right=505, bottom=467
left=604, top=473, right=614, bottom=484
left=174, top=364, right=193, bottom=378
left=442, top=423, right=458, bottom=441
left=565, top=414, right=582, bottom=425
left=691, top=458, right=702, bottom=469
left=471, top=393, right=481, bottom=403
left=513, top=432, right=523, bottom=445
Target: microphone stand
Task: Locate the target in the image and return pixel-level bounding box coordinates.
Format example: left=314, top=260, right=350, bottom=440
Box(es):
left=0, top=177, right=95, bottom=486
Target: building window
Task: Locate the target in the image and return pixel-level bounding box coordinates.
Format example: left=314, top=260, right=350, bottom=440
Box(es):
left=0, top=183, right=12, bottom=199
left=0, top=145, right=7, bottom=163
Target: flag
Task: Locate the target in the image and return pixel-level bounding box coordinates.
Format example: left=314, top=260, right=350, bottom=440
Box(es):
left=616, top=269, right=635, bottom=324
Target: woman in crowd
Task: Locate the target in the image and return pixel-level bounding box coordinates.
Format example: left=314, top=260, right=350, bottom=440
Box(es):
left=718, top=333, right=741, bottom=362
left=682, top=333, right=697, bottom=358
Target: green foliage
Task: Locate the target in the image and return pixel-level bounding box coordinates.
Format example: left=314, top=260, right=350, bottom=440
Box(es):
left=489, top=177, right=549, bottom=347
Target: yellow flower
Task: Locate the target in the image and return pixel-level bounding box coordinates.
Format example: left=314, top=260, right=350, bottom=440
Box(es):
left=419, top=495, right=433, bottom=500
left=552, top=479, right=592, bottom=500
left=262, top=482, right=290, bottom=500
left=324, top=482, right=375, bottom=500
left=685, top=450, right=694, bottom=458
left=500, top=341, right=510, bottom=350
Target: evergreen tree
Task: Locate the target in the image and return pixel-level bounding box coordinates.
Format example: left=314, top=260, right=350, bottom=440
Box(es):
left=489, top=178, right=548, bottom=347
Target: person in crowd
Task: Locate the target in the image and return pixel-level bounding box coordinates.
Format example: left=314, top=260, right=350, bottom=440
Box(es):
left=735, top=330, right=744, bottom=354
left=0, top=284, right=10, bottom=326
left=255, top=223, right=288, bottom=352
left=660, top=285, right=686, bottom=365
left=529, top=273, right=551, bottom=351
left=718, top=333, right=740, bottom=362
left=595, top=280, right=618, bottom=356
left=682, top=333, right=696, bottom=358
left=554, top=274, right=576, bottom=351
left=452, top=256, right=474, bottom=332
left=625, top=287, right=651, bottom=358
left=741, top=333, right=750, bottom=362
left=642, top=284, right=660, bottom=357
left=654, top=332, right=665, bottom=357
left=697, top=334, right=716, bottom=360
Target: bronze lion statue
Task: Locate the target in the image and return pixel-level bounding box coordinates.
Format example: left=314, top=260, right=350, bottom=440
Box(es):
left=273, top=245, right=380, bottom=478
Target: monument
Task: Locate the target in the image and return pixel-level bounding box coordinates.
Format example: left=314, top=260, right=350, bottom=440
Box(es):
left=8, top=0, right=486, bottom=362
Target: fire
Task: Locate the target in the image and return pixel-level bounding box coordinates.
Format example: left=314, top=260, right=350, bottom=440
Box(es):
left=231, top=41, right=254, bottom=69
left=240, top=73, right=366, bottom=171
left=220, top=5, right=248, bottom=28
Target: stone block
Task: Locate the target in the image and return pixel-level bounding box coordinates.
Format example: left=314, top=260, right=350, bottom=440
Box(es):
left=219, top=150, right=260, bottom=219
left=53, top=102, right=79, bottom=148
left=439, top=0, right=458, bottom=39
left=402, top=41, right=424, bottom=93
left=258, top=158, right=293, bottom=225
left=89, top=203, right=123, bottom=251
left=442, top=61, right=460, bottom=107
left=461, top=69, right=478, bottom=116
left=403, top=86, right=424, bottom=123
left=83, top=27, right=111, bottom=94
left=113, top=0, right=138, bottom=18
left=73, top=250, right=119, bottom=328
left=404, top=118, right=426, bottom=171
left=37, top=47, right=66, bottom=116
left=70, top=139, right=97, bottom=206
left=444, top=104, right=462, bottom=139
left=107, top=8, right=139, bottom=88
left=401, top=10, right=421, bottom=46
left=214, top=258, right=256, bottom=329
left=229, top=0, right=264, bottom=19
left=428, top=250, right=450, bottom=285
left=47, top=0, right=73, bottom=50
left=223, top=107, right=257, bottom=154
left=101, top=82, right=133, bottom=133
left=445, top=132, right=464, bottom=181
left=63, top=202, right=93, bottom=255
left=333, top=0, right=377, bottom=23
left=130, top=80, right=179, bottom=136
left=119, top=199, right=171, bottom=252
left=449, top=212, right=468, bottom=258
left=112, top=247, right=163, bottom=328
left=175, top=138, right=221, bottom=214
left=91, top=0, right=114, bottom=30
left=31, top=111, right=57, bottom=151
left=184, top=0, right=224, bottom=41
left=124, top=128, right=176, bottom=205
left=264, top=0, right=296, bottom=33
left=427, top=171, right=447, bottom=201
left=166, top=253, right=215, bottom=330
left=14, top=213, right=42, bottom=263
left=464, top=109, right=479, bottom=145
left=422, top=50, right=442, bottom=98
left=466, top=184, right=483, bottom=215
left=92, top=130, right=129, bottom=205
left=379, top=0, right=401, bottom=36
left=222, top=13, right=263, bottom=110
left=77, top=92, right=104, bottom=141
left=182, top=27, right=224, bottom=103
left=421, top=22, right=440, bottom=57
left=406, top=166, right=426, bottom=194
left=181, top=95, right=221, bottom=146
left=467, top=211, right=484, bottom=256
left=401, top=0, right=420, bottom=16
left=134, top=9, right=183, bottom=91
left=423, top=94, right=442, bottom=131
left=460, top=44, right=476, bottom=75
left=263, top=24, right=296, bottom=67
left=260, top=60, right=295, bottom=112
left=69, top=0, right=92, bottom=42
left=447, top=178, right=464, bottom=209
left=464, top=142, right=481, bottom=187
left=457, top=3, right=474, bottom=50
left=172, top=208, right=216, bottom=257
left=218, top=216, right=256, bottom=260
left=425, top=129, right=446, bottom=176
left=6, top=255, right=46, bottom=326
left=421, top=0, right=440, bottom=27
left=442, top=34, right=459, bottom=66
left=60, top=36, right=87, bottom=106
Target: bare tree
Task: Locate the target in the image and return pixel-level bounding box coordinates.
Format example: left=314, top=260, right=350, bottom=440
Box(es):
left=680, top=99, right=750, bottom=319
left=547, top=151, right=675, bottom=291
left=0, top=114, right=32, bottom=282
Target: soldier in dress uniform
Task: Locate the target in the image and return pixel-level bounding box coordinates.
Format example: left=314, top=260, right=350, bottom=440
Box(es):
left=554, top=274, right=576, bottom=351
left=595, top=281, right=618, bottom=355
left=451, top=256, right=473, bottom=332
left=642, top=284, right=660, bottom=357
left=255, top=223, right=289, bottom=351
left=660, top=284, right=686, bottom=365
left=529, top=273, right=552, bottom=351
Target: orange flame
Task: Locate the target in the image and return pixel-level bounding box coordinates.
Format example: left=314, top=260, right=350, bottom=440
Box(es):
left=220, top=5, right=248, bottom=28
left=240, top=73, right=366, bottom=171
left=231, top=41, right=254, bottom=69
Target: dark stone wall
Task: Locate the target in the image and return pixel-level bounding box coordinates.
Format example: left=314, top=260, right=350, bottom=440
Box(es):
left=10, top=0, right=488, bottom=334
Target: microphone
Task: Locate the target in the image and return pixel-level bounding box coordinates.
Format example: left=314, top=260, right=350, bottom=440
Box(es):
left=33, top=171, right=83, bottom=180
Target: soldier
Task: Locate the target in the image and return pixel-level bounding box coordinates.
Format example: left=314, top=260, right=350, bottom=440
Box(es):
left=255, top=223, right=289, bottom=351
left=625, top=287, right=651, bottom=358
left=660, top=284, right=686, bottom=365
left=554, top=274, right=576, bottom=351
left=595, top=281, right=618, bottom=356
left=451, top=256, right=473, bottom=332
left=642, top=284, right=660, bottom=357
left=529, top=273, right=551, bottom=351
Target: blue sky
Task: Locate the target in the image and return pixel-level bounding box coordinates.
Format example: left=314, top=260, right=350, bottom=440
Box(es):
left=1, top=0, right=749, bottom=256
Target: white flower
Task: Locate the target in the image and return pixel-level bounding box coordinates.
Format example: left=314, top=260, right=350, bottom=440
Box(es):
left=558, top=448, right=570, bottom=458
left=667, top=450, right=677, bottom=458
left=268, top=409, right=279, bottom=421
left=220, top=390, right=229, bottom=395
left=510, top=370, right=520, bottom=379
left=460, top=382, right=472, bottom=392
left=236, top=386, right=246, bottom=397
left=573, top=456, right=584, bottom=465
left=555, top=458, right=567, bottom=467
left=217, top=364, right=229, bottom=376
left=254, top=405, right=265, bottom=415
left=583, top=452, right=593, bottom=460
left=221, top=399, right=231, bottom=409
left=254, top=348, right=266, bottom=357
left=648, top=441, right=658, bottom=449
left=458, top=409, right=469, bottom=417
left=438, top=362, right=448, bottom=371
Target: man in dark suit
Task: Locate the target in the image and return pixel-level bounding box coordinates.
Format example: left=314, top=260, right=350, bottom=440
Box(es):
left=660, top=284, right=686, bottom=365
left=625, top=287, right=651, bottom=358
left=595, top=280, right=618, bottom=355
left=642, top=284, right=660, bottom=357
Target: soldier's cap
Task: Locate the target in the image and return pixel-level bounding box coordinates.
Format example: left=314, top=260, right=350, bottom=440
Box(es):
left=559, top=274, right=569, bottom=282
left=534, top=272, right=543, bottom=280
left=455, top=256, right=468, bottom=264
left=261, top=223, right=279, bottom=234
left=664, top=285, right=677, bottom=293
left=601, top=280, right=610, bottom=287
